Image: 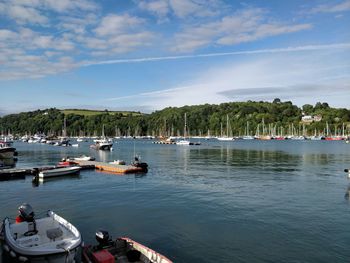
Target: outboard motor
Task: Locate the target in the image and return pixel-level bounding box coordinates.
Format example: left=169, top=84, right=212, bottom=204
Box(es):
left=18, top=203, right=38, bottom=236
left=95, top=229, right=111, bottom=248
left=18, top=203, right=35, bottom=222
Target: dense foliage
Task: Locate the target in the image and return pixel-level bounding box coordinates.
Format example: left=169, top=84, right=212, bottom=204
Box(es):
left=0, top=100, right=349, bottom=137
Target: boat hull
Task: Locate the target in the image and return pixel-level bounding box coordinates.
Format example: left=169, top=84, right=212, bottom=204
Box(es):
left=0, top=148, right=16, bottom=159
left=83, top=236, right=172, bottom=263
left=39, top=166, right=81, bottom=178
left=90, top=143, right=113, bottom=151
left=217, top=137, right=234, bottom=141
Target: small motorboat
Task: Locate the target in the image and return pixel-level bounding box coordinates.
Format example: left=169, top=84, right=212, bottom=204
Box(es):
left=90, top=139, right=113, bottom=151
left=1, top=205, right=82, bottom=263
left=0, top=141, right=16, bottom=159
left=38, top=166, right=81, bottom=179
left=73, top=155, right=95, bottom=161
left=131, top=156, right=148, bottom=172
left=82, top=230, right=172, bottom=263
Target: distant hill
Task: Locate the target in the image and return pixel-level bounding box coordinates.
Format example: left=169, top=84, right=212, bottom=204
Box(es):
left=0, top=100, right=349, bottom=137
left=61, top=109, right=144, bottom=117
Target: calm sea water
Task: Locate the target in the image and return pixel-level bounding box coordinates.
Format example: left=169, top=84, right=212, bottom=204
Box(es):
left=1, top=140, right=350, bottom=262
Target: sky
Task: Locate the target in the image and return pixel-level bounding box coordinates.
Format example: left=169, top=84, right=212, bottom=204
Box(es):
left=0, top=0, right=349, bottom=115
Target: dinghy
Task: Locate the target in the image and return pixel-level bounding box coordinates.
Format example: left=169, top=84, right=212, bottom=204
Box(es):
left=1, top=210, right=82, bottom=263
left=39, top=166, right=81, bottom=179
left=83, top=230, right=172, bottom=263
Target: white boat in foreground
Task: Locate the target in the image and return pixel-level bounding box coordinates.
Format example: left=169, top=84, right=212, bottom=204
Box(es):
left=2, top=210, right=82, bottom=263
left=39, top=166, right=81, bottom=179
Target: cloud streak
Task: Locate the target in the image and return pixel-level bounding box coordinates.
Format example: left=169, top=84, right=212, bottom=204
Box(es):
left=102, top=47, right=350, bottom=110
left=84, top=43, right=350, bottom=66
left=310, top=0, right=350, bottom=14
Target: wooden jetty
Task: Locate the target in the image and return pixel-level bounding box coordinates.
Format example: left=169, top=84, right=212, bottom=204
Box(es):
left=0, top=168, right=33, bottom=181
left=0, top=160, right=147, bottom=181
left=73, top=160, right=146, bottom=174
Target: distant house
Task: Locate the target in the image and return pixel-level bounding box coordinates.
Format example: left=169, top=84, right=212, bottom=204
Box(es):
left=301, top=113, right=322, bottom=123
left=43, top=112, right=49, bottom=115
left=301, top=115, right=313, bottom=123
left=313, top=115, right=322, bottom=122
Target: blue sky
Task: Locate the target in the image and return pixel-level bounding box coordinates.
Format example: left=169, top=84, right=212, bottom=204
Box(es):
left=0, top=0, right=349, bottom=115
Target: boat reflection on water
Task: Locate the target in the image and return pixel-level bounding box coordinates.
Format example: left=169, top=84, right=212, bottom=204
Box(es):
left=96, top=149, right=113, bottom=163
left=345, top=185, right=350, bottom=200
left=32, top=173, right=81, bottom=187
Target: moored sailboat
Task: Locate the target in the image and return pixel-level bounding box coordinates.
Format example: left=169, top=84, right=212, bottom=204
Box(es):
left=217, top=115, right=234, bottom=141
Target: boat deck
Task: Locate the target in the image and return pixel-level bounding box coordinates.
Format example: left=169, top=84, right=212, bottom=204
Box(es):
left=73, top=160, right=145, bottom=174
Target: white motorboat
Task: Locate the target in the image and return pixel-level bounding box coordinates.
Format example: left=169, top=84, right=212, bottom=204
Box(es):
left=1, top=210, right=82, bottom=263
left=176, top=140, right=191, bottom=145
left=217, top=137, right=234, bottom=141
left=72, top=155, right=95, bottom=161
left=90, top=139, right=113, bottom=151
left=38, top=166, right=81, bottom=179
left=0, top=141, right=16, bottom=159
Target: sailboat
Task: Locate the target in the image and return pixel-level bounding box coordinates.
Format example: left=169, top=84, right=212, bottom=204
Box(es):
left=56, top=117, right=70, bottom=146
left=242, top=121, right=255, bottom=140
left=217, top=115, right=234, bottom=141
left=114, top=126, right=121, bottom=139
left=176, top=113, right=191, bottom=145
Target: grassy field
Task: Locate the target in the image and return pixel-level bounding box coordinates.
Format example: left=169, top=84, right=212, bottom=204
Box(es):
left=61, top=109, right=143, bottom=117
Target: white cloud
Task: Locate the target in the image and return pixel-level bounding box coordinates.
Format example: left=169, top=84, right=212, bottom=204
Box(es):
left=42, top=0, right=98, bottom=12
left=32, top=35, right=53, bottom=48
left=169, top=0, right=213, bottom=18
left=310, top=0, right=350, bottom=13
left=0, top=0, right=99, bottom=28
left=138, top=0, right=222, bottom=19
left=10, top=0, right=98, bottom=13
left=3, top=3, right=49, bottom=25
left=171, top=8, right=311, bottom=52
left=94, top=14, right=144, bottom=36
left=57, top=13, right=98, bottom=35
left=0, top=29, right=18, bottom=40
left=139, top=0, right=170, bottom=18
left=217, top=23, right=312, bottom=45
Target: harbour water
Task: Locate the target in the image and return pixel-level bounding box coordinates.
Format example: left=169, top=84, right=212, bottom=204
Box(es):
left=1, top=140, right=350, bottom=262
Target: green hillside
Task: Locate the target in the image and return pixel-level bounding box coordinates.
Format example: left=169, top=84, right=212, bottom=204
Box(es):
left=61, top=109, right=143, bottom=117
left=0, top=100, right=349, bottom=137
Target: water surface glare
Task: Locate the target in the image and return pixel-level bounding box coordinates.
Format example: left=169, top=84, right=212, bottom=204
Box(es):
left=1, top=140, right=350, bottom=262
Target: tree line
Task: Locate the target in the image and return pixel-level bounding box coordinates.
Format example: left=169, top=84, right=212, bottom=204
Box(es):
left=0, top=99, right=349, bottom=137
